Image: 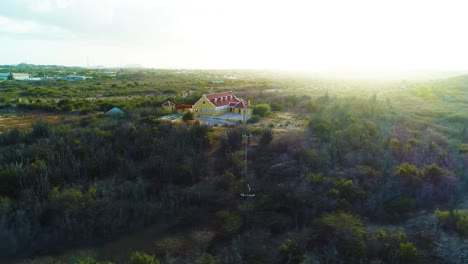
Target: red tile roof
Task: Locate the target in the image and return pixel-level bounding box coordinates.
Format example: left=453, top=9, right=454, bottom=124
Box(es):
left=205, top=91, right=240, bottom=107
left=162, top=101, right=175, bottom=106
left=233, top=101, right=248, bottom=109
left=176, top=104, right=192, bottom=110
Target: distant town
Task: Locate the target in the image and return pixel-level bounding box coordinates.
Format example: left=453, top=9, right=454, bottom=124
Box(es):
left=0, top=63, right=121, bottom=82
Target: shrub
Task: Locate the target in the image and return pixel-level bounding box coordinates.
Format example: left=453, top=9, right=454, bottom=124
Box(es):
left=154, top=237, right=186, bottom=255
left=130, top=251, right=160, bottom=264
left=384, top=196, right=413, bottom=215
left=31, top=120, right=51, bottom=138
left=395, top=162, right=423, bottom=187
left=247, top=115, right=261, bottom=123
left=252, top=104, right=270, bottom=117
left=183, top=111, right=194, bottom=121
left=399, top=242, right=418, bottom=261
left=215, top=210, right=242, bottom=235
left=259, top=128, right=272, bottom=146
left=270, top=102, right=283, bottom=111
left=423, top=163, right=445, bottom=183
left=314, top=212, right=366, bottom=262
left=279, top=239, right=304, bottom=264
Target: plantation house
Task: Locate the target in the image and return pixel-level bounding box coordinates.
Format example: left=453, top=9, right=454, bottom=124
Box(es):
left=192, top=91, right=252, bottom=117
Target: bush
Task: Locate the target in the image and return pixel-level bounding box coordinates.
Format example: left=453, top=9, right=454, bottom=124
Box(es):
left=399, top=242, right=418, bottom=261
left=384, top=196, right=413, bottom=215
left=183, top=111, right=194, bottom=121
left=423, top=163, right=445, bottom=183
left=270, top=102, right=283, bottom=111
left=247, top=115, right=261, bottom=123
left=196, top=253, right=220, bottom=264
left=395, top=162, right=423, bottom=186
left=253, top=104, right=270, bottom=117
left=31, top=120, right=51, bottom=138
left=279, top=239, right=304, bottom=264
left=436, top=209, right=468, bottom=237
left=215, top=210, right=242, bottom=235
left=130, top=251, right=160, bottom=264
left=313, top=212, right=366, bottom=262
left=259, top=128, right=272, bottom=146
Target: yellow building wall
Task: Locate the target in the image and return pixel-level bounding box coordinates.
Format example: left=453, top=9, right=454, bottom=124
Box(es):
left=162, top=105, right=175, bottom=112
left=231, top=108, right=253, bottom=116
left=192, top=95, right=253, bottom=117
left=193, top=95, right=217, bottom=117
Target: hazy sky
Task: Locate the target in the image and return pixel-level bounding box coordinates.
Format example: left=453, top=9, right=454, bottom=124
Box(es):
left=1, top=0, right=468, bottom=70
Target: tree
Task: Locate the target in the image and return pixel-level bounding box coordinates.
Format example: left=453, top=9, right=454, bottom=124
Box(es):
left=253, top=104, right=270, bottom=117
left=247, top=115, right=260, bottom=123
left=259, top=128, right=272, bottom=146
left=313, top=212, right=366, bottom=263
left=395, top=162, right=423, bottom=184
left=183, top=111, right=194, bottom=121
left=423, top=163, right=444, bottom=183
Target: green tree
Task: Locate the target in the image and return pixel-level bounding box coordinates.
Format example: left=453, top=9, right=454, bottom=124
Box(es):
left=259, top=128, right=273, bottom=146
left=423, top=163, right=445, bottom=183
left=183, top=111, right=194, bottom=121
left=314, top=212, right=366, bottom=263
left=253, top=103, right=270, bottom=117
left=399, top=242, right=418, bottom=263
left=395, top=162, right=423, bottom=184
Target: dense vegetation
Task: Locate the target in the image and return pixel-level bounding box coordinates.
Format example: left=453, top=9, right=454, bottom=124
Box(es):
left=1, top=66, right=468, bottom=263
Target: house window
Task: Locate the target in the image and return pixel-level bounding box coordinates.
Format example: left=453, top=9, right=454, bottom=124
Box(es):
left=206, top=109, right=209, bottom=112
left=199, top=108, right=203, bottom=112
left=203, top=101, right=206, bottom=104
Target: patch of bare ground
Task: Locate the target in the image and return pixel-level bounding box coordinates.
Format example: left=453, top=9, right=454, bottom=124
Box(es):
left=251, top=112, right=308, bottom=134
left=0, top=111, right=76, bottom=133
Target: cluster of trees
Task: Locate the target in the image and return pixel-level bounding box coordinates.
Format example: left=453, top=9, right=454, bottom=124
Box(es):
left=0, top=91, right=466, bottom=263
left=1, top=69, right=468, bottom=263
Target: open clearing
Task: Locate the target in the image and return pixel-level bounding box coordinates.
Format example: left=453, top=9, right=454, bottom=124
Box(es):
left=0, top=112, right=68, bottom=132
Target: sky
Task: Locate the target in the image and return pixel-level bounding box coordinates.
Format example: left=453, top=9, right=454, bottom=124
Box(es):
left=1, top=0, right=468, bottom=70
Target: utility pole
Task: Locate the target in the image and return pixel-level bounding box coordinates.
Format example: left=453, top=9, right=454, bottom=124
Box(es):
left=241, top=109, right=255, bottom=198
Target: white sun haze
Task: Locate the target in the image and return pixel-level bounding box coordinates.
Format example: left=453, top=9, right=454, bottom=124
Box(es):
left=1, top=0, right=468, bottom=70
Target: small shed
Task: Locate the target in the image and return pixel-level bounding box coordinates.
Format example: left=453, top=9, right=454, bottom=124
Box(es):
left=162, top=100, right=176, bottom=112
left=105, top=107, right=124, bottom=116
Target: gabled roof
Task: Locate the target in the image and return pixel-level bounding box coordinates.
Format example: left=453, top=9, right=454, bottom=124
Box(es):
left=205, top=91, right=240, bottom=107
left=233, top=101, right=248, bottom=109
left=162, top=100, right=175, bottom=106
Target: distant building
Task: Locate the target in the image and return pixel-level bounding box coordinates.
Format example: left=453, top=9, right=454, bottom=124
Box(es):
left=192, top=91, right=252, bottom=118
left=104, top=71, right=117, bottom=77
left=22, top=78, right=42, bottom=82
left=11, top=73, right=29, bottom=80
left=175, top=104, right=192, bottom=113
left=105, top=107, right=124, bottom=116
left=161, top=100, right=176, bottom=112
left=66, top=75, right=86, bottom=81
left=0, top=73, right=10, bottom=80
